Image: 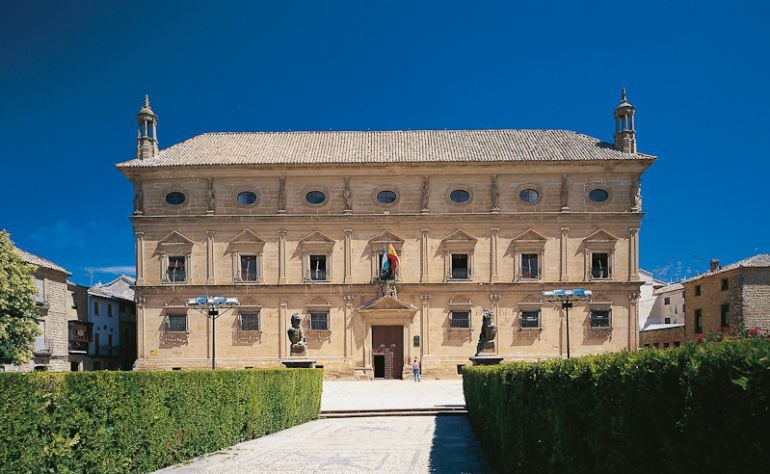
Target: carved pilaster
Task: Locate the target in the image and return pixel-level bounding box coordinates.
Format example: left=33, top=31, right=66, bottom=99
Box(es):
left=629, top=227, right=640, bottom=280
left=278, top=229, right=287, bottom=284
left=206, top=230, right=215, bottom=284
left=490, top=228, right=499, bottom=282
left=344, top=294, right=355, bottom=358
left=279, top=302, right=288, bottom=358
left=135, top=232, right=145, bottom=284
left=629, top=291, right=640, bottom=350
left=344, top=229, right=352, bottom=283
left=420, top=228, right=429, bottom=282
left=420, top=294, right=431, bottom=356
left=560, top=227, right=569, bottom=281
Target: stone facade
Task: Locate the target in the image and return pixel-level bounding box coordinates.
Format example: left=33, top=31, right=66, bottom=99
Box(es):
left=683, top=255, right=770, bottom=340
left=2, top=249, right=71, bottom=372
left=118, top=93, right=656, bottom=379
left=639, top=325, right=685, bottom=349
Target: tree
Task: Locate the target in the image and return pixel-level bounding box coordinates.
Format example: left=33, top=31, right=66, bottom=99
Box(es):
left=0, top=230, right=40, bottom=365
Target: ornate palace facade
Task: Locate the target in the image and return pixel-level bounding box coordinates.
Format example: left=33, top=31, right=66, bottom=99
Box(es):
left=118, top=92, right=655, bottom=378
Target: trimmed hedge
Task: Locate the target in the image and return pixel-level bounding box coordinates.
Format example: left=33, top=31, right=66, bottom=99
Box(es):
left=0, top=368, right=322, bottom=473
left=464, top=340, right=770, bottom=473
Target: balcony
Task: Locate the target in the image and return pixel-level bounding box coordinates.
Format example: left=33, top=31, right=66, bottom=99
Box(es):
left=93, top=345, right=121, bottom=358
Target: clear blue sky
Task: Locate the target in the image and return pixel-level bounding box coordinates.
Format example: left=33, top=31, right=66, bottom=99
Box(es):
left=1, top=0, right=768, bottom=285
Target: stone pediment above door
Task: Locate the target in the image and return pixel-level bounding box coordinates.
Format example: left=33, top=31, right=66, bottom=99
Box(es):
left=357, top=295, right=418, bottom=324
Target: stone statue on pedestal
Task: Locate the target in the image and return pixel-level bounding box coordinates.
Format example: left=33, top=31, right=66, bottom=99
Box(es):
left=476, top=308, right=497, bottom=355
left=288, top=313, right=307, bottom=355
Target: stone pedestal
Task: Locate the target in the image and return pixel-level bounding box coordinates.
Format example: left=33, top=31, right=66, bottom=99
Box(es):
left=469, top=355, right=503, bottom=366
left=282, top=358, right=317, bottom=369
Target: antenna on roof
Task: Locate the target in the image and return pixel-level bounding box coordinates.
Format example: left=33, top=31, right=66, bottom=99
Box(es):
left=85, top=267, right=95, bottom=286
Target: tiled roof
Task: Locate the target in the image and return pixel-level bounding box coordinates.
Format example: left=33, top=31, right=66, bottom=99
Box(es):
left=117, top=129, right=656, bottom=168
left=684, top=254, right=770, bottom=282
left=15, top=247, right=70, bottom=275
left=655, top=283, right=683, bottom=294
left=88, top=275, right=135, bottom=302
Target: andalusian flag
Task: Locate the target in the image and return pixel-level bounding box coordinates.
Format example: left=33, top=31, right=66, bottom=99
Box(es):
left=380, top=243, right=399, bottom=280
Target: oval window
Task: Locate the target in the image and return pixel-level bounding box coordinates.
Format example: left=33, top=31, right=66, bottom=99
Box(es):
left=450, top=189, right=470, bottom=203
left=519, top=189, right=539, bottom=204
left=305, top=190, right=327, bottom=205
left=589, top=188, right=609, bottom=203
left=376, top=190, right=398, bottom=204
left=236, top=191, right=257, bottom=205
left=165, top=191, right=186, bottom=205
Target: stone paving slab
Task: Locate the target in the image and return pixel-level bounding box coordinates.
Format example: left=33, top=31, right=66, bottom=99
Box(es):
left=155, top=415, right=491, bottom=473
left=321, top=380, right=466, bottom=412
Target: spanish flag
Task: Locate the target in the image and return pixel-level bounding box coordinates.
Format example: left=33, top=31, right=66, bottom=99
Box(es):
left=380, top=243, right=399, bottom=279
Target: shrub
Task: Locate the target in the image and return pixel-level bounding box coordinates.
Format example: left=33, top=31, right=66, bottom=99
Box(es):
left=0, top=368, right=322, bottom=473
left=464, top=340, right=770, bottom=473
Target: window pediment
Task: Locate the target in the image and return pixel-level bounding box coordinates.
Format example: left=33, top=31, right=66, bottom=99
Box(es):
left=441, top=229, right=477, bottom=252
left=583, top=229, right=620, bottom=244
left=368, top=230, right=406, bottom=252
left=228, top=229, right=265, bottom=252
left=510, top=228, right=547, bottom=253
left=157, top=231, right=194, bottom=249
left=299, top=230, right=335, bottom=252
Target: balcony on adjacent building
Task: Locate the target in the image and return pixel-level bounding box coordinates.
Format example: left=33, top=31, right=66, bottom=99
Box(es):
left=68, top=321, right=92, bottom=353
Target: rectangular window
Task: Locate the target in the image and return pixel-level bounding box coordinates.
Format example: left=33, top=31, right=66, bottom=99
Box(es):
left=695, top=285, right=701, bottom=296
left=590, top=309, right=611, bottom=328
left=168, top=256, right=187, bottom=282
left=664, top=342, right=670, bottom=349
left=240, top=255, right=259, bottom=281
left=239, top=312, right=260, bottom=331
left=520, top=310, right=540, bottom=328
left=695, top=309, right=703, bottom=333
left=107, top=304, right=113, bottom=317
left=720, top=303, right=729, bottom=328
left=721, top=278, right=728, bottom=291
left=591, top=253, right=610, bottom=278
left=664, top=317, right=671, bottom=324
left=94, top=301, right=100, bottom=316
left=34, top=320, right=46, bottom=353
left=521, top=254, right=539, bottom=279
left=34, top=277, right=45, bottom=304
left=166, top=314, right=187, bottom=332
left=450, top=310, right=470, bottom=329
left=451, top=254, right=469, bottom=279
left=674, top=341, right=681, bottom=347
left=664, top=297, right=670, bottom=305
left=309, top=311, right=329, bottom=330
left=309, top=255, right=327, bottom=281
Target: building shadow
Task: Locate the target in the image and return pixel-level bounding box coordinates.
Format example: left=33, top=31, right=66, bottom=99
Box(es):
left=428, top=414, right=494, bottom=473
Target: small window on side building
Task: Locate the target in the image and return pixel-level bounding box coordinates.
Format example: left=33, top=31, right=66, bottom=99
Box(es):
left=721, top=278, right=728, bottom=291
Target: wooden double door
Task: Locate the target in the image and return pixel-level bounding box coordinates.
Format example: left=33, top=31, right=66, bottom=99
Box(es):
left=372, top=326, right=404, bottom=379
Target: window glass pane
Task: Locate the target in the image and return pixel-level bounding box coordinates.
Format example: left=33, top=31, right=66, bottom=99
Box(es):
left=240, top=313, right=260, bottom=331
left=589, top=188, right=608, bottom=202
left=310, top=255, right=327, bottom=280
left=241, top=255, right=258, bottom=281
left=34, top=320, right=46, bottom=352
left=591, top=253, right=609, bottom=278
left=521, top=254, right=539, bottom=278
left=519, top=189, right=539, bottom=203
left=237, top=191, right=258, bottom=205
left=167, top=315, right=187, bottom=332
left=590, top=310, right=610, bottom=327
left=310, top=312, right=329, bottom=330
left=450, top=310, right=470, bottom=328
left=450, top=189, right=470, bottom=203
left=451, top=254, right=469, bottom=279
left=376, top=190, right=397, bottom=204
left=165, top=192, right=186, bottom=205
left=168, top=256, right=186, bottom=282
left=521, top=311, right=540, bottom=328
left=305, top=191, right=326, bottom=204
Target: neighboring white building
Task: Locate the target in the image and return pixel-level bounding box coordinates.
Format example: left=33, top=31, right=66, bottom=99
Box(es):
left=648, top=283, right=685, bottom=327
left=638, top=269, right=666, bottom=329
left=87, top=275, right=136, bottom=370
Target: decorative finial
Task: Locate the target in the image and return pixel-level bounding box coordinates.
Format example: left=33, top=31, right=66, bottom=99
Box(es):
left=620, top=87, right=627, bottom=103
left=144, top=94, right=150, bottom=108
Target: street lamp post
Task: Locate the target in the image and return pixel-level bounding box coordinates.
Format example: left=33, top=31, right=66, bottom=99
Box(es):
left=541, top=289, right=592, bottom=359
left=186, top=296, right=240, bottom=369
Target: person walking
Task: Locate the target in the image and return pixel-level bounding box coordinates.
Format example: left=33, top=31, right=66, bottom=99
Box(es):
left=412, top=358, right=420, bottom=382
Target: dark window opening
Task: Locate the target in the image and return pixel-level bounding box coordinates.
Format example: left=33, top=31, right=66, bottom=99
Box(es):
left=695, top=309, right=703, bottom=333
left=167, top=256, right=187, bottom=282
left=590, top=309, right=611, bottom=328
left=310, top=255, right=327, bottom=281
left=721, top=278, right=729, bottom=291
left=451, top=254, right=469, bottom=279
left=310, top=311, right=329, bottom=330
left=521, top=253, right=539, bottom=279
left=520, top=310, right=540, bottom=328
left=240, top=313, right=260, bottom=331
left=241, top=255, right=258, bottom=281
left=450, top=310, right=470, bottom=329
left=166, top=314, right=187, bottom=332
left=720, top=304, right=729, bottom=328
left=695, top=285, right=701, bottom=296
left=591, top=253, right=610, bottom=278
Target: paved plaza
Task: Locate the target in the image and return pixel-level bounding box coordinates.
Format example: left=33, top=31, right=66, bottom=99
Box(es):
left=156, top=380, right=492, bottom=473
